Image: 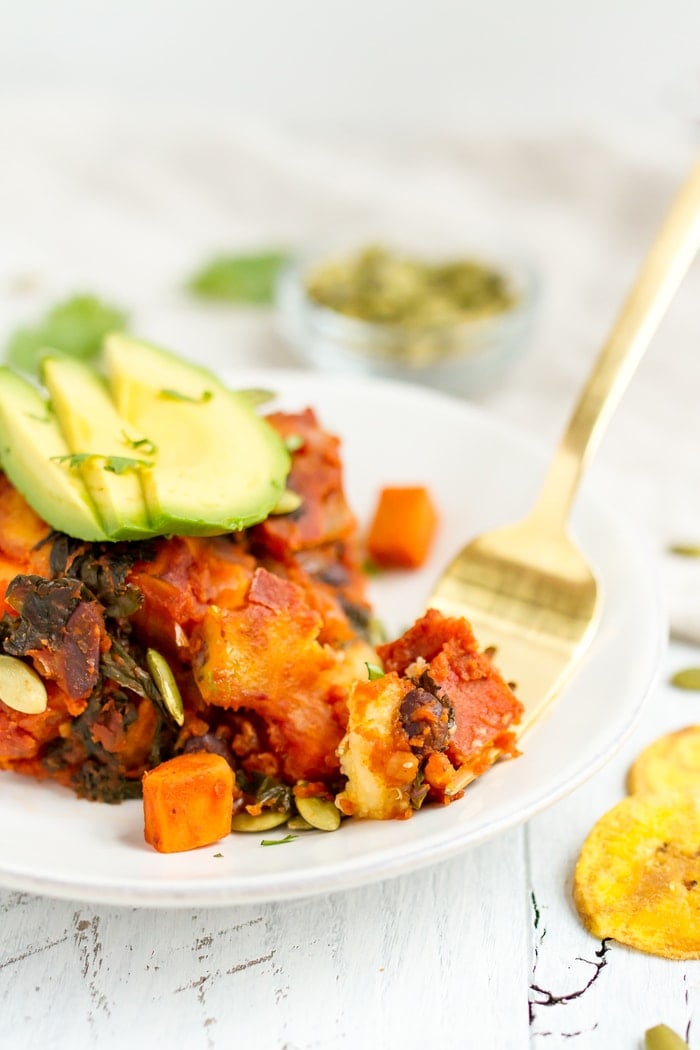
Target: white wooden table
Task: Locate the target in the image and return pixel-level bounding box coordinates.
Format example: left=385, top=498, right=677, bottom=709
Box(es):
left=1, top=102, right=699, bottom=1049
left=1, top=644, right=698, bottom=1049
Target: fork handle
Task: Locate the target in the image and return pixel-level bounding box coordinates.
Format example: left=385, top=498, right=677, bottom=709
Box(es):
left=532, top=157, right=700, bottom=529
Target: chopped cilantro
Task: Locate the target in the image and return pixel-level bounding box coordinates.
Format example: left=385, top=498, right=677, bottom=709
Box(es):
left=51, top=453, right=153, bottom=474
left=260, top=834, right=298, bottom=847
left=5, top=294, right=128, bottom=376
left=159, top=388, right=213, bottom=404
left=121, top=432, right=158, bottom=455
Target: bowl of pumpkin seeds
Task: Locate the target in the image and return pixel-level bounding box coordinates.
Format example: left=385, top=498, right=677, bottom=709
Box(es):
left=276, top=242, right=539, bottom=398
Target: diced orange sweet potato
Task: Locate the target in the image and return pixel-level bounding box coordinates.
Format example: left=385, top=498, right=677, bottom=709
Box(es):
left=366, top=486, right=438, bottom=569
left=142, top=752, right=234, bottom=853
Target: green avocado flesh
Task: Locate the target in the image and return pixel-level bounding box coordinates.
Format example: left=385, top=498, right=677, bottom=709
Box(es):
left=103, top=334, right=290, bottom=535
left=0, top=367, right=107, bottom=541
left=0, top=338, right=291, bottom=542
left=42, top=357, right=154, bottom=540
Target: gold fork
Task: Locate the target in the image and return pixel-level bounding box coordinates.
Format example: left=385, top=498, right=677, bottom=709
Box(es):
left=430, top=159, right=700, bottom=793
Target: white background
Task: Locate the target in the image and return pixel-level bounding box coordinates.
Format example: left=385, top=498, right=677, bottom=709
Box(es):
left=1, top=0, right=699, bottom=144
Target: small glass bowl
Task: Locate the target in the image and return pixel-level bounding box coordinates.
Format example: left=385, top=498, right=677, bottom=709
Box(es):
left=275, top=244, right=539, bottom=398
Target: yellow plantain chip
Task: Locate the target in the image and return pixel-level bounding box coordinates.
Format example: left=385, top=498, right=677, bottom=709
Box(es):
left=627, top=726, right=700, bottom=796
left=573, top=793, right=700, bottom=960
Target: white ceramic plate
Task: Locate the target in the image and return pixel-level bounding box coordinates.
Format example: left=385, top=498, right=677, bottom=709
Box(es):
left=0, top=370, right=665, bottom=907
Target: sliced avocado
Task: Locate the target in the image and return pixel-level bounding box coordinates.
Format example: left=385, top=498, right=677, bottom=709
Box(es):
left=42, top=357, right=155, bottom=541
left=0, top=366, right=107, bottom=541
left=103, top=333, right=290, bottom=535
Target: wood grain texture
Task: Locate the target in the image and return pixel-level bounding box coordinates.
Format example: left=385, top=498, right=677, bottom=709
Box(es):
left=527, top=643, right=700, bottom=1049
left=0, top=830, right=529, bottom=1050
left=1, top=664, right=698, bottom=1050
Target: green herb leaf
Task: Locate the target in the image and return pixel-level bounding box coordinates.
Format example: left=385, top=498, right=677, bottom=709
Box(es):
left=5, top=294, right=128, bottom=376
left=365, top=662, right=385, bottom=681
left=50, top=453, right=93, bottom=469
left=260, top=834, right=298, bottom=847
left=121, top=431, right=158, bottom=455
left=102, top=456, right=153, bottom=475
left=670, top=667, right=700, bottom=690
left=159, top=388, right=213, bottom=404
left=187, top=251, right=288, bottom=304
left=213, top=852, right=224, bottom=858
left=362, top=559, right=382, bottom=577
left=51, top=453, right=153, bottom=475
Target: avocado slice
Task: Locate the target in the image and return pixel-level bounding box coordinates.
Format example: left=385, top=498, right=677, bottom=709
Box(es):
left=0, top=366, right=107, bottom=541
left=103, top=334, right=290, bottom=535
left=42, top=356, right=154, bottom=540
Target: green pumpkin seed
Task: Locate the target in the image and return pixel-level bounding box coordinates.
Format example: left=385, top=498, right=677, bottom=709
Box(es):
left=286, top=815, right=314, bottom=831
left=295, top=796, right=341, bottom=832
left=237, top=388, right=276, bottom=407
left=0, top=655, right=47, bottom=714
left=645, top=1024, right=690, bottom=1050
left=668, top=543, right=700, bottom=558
left=146, top=648, right=185, bottom=725
left=270, top=489, right=303, bottom=515
left=670, top=667, right=700, bottom=691
left=231, top=810, right=289, bottom=833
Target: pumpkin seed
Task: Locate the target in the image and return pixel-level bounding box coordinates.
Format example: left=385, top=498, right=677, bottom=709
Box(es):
left=231, top=810, right=289, bottom=833
left=295, top=795, right=341, bottom=832
left=645, top=1024, right=690, bottom=1050
left=670, top=667, right=700, bottom=691
left=237, top=388, right=276, bottom=407
left=270, top=489, right=303, bottom=515
left=0, top=655, right=48, bottom=714
left=668, top=543, right=700, bottom=558
left=286, top=815, right=314, bottom=831
left=146, top=648, right=184, bottom=725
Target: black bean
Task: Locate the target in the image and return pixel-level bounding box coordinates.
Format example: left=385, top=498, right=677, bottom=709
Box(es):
left=400, top=687, right=453, bottom=755
left=182, top=732, right=234, bottom=766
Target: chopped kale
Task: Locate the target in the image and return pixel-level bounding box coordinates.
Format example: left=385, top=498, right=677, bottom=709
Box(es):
left=1, top=575, right=85, bottom=652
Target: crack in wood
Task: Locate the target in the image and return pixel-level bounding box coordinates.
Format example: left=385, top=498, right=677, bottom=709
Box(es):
left=532, top=1023, right=599, bottom=1039
left=0, top=934, right=69, bottom=970
left=227, top=951, right=275, bottom=976
left=174, top=951, right=276, bottom=997
left=530, top=939, right=611, bottom=1020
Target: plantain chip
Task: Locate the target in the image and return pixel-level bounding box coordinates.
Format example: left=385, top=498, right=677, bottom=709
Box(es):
left=627, top=726, right=700, bottom=796
left=573, top=793, right=700, bottom=960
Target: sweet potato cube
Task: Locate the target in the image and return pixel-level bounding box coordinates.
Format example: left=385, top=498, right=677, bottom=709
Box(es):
left=366, top=486, right=438, bottom=569
left=143, top=752, right=234, bottom=853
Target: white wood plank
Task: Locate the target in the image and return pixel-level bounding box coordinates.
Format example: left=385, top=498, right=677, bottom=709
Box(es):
left=527, top=643, right=700, bottom=1048
left=0, top=827, right=529, bottom=1050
